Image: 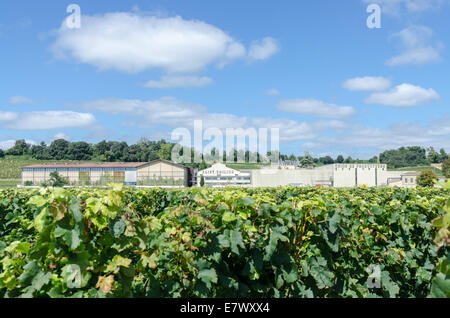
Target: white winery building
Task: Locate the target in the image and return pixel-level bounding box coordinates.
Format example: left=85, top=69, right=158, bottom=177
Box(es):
left=198, top=163, right=423, bottom=188
left=197, top=163, right=251, bottom=187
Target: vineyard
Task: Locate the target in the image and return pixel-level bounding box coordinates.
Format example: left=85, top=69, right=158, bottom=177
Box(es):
left=0, top=185, right=448, bottom=298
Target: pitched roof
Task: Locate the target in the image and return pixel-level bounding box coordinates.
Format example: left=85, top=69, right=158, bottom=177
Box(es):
left=401, top=171, right=422, bottom=176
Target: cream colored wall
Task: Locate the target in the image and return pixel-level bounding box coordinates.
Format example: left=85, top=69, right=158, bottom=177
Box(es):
left=137, top=162, right=186, bottom=179
left=22, top=170, right=80, bottom=185
left=137, top=162, right=187, bottom=186
left=250, top=168, right=333, bottom=187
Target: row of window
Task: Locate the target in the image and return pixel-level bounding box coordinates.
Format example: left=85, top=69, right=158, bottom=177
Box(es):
left=204, top=177, right=251, bottom=181
left=23, top=168, right=137, bottom=172
left=404, top=178, right=415, bottom=184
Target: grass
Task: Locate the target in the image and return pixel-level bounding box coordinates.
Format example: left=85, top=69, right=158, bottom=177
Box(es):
left=0, top=179, right=21, bottom=188
left=226, top=163, right=271, bottom=170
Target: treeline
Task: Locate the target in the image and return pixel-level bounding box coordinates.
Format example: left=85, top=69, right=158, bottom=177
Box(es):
left=379, top=146, right=448, bottom=168
left=3, top=139, right=174, bottom=162
left=1, top=139, right=449, bottom=169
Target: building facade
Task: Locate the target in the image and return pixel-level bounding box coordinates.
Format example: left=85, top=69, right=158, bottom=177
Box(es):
left=197, top=163, right=251, bottom=187
left=249, top=164, right=391, bottom=188
left=387, top=171, right=446, bottom=188
left=21, top=159, right=191, bottom=187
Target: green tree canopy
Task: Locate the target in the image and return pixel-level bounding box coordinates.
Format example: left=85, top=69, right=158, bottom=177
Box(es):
left=442, top=159, right=450, bottom=178
left=416, top=170, right=438, bottom=187
left=48, top=139, right=70, bottom=160
left=6, top=139, right=30, bottom=156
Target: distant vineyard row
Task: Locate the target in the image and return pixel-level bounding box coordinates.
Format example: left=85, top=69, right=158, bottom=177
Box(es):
left=0, top=186, right=448, bottom=298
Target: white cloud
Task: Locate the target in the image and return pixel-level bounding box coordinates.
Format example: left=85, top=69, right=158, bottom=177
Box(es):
left=386, top=25, right=442, bottom=66
left=317, top=119, right=450, bottom=153
left=80, top=97, right=207, bottom=128
left=248, top=37, right=280, bottom=61
left=2, top=111, right=96, bottom=130
left=387, top=46, right=441, bottom=66
left=0, top=139, right=37, bottom=150
left=342, top=76, right=391, bottom=91
left=52, top=12, right=278, bottom=74
left=144, top=75, right=213, bottom=88
left=362, top=0, right=445, bottom=15
left=264, top=89, right=280, bottom=96
left=7, top=96, right=36, bottom=105
left=365, top=83, right=439, bottom=106
left=277, top=99, right=355, bottom=118
left=79, top=97, right=345, bottom=142
left=0, top=112, right=18, bottom=121
left=51, top=133, right=71, bottom=141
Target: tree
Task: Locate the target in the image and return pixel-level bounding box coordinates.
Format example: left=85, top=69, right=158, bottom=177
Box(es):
left=200, top=175, right=205, bottom=187
left=336, top=155, right=344, bottom=163
left=67, top=142, right=93, bottom=160
left=158, top=143, right=173, bottom=161
left=199, top=161, right=208, bottom=171
left=319, top=156, right=334, bottom=165
left=416, top=170, right=438, bottom=187
left=0, top=149, right=4, bottom=158
left=48, top=171, right=69, bottom=187
left=440, top=149, right=449, bottom=163
left=380, top=146, right=428, bottom=168
left=7, top=139, right=30, bottom=156
left=299, top=152, right=314, bottom=168
left=427, top=147, right=440, bottom=164
left=31, top=142, right=50, bottom=160
left=48, top=139, right=70, bottom=160
left=344, top=156, right=353, bottom=164
left=110, top=141, right=128, bottom=161
left=442, top=159, right=450, bottom=178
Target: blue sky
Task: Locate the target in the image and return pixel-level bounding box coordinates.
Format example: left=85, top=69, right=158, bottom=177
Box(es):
left=1, top=0, right=449, bottom=159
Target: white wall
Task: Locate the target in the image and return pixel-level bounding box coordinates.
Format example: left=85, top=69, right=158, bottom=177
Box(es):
left=250, top=166, right=333, bottom=187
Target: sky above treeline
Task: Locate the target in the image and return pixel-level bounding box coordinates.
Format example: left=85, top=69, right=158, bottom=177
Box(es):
left=1, top=0, right=449, bottom=159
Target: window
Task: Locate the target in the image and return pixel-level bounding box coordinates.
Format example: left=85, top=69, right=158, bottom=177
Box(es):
left=114, top=171, right=125, bottom=183
left=79, top=172, right=90, bottom=184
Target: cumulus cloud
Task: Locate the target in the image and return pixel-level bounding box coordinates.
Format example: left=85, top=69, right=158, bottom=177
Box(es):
left=264, top=89, right=280, bottom=96
left=317, top=119, right=450, bottom=153
left=362, top=0, right=445, bottom=15
left=365, top=83, right=439, bottom=106
left=79, top=97, right=207, bottom=128
left=51, top=132, right=72, bottom=141
left=7, top=96, right=36, bottom=105
left=78, top=97, right=346, bottom=142
left=144, top=75, right=213, bottom=88
left=342, top=76, right=391, bottom=91
left=0, top=112, right=19, bottom=121
left=248, top=37, right=280, bottom=61
left=2, top=111, right=96, bottom=130
left=277, top=99, right=355, bottom=118
left=386, top=25, right=442, bottom=66
left=0, top=139, right=37, bottom=150
left=51, top=12, right=279, bottom=74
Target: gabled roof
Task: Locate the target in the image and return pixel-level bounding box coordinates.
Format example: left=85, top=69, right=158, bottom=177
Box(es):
left=145, top=159, right=189, bottom=170
left=401, top=171, right=422, bottom=176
